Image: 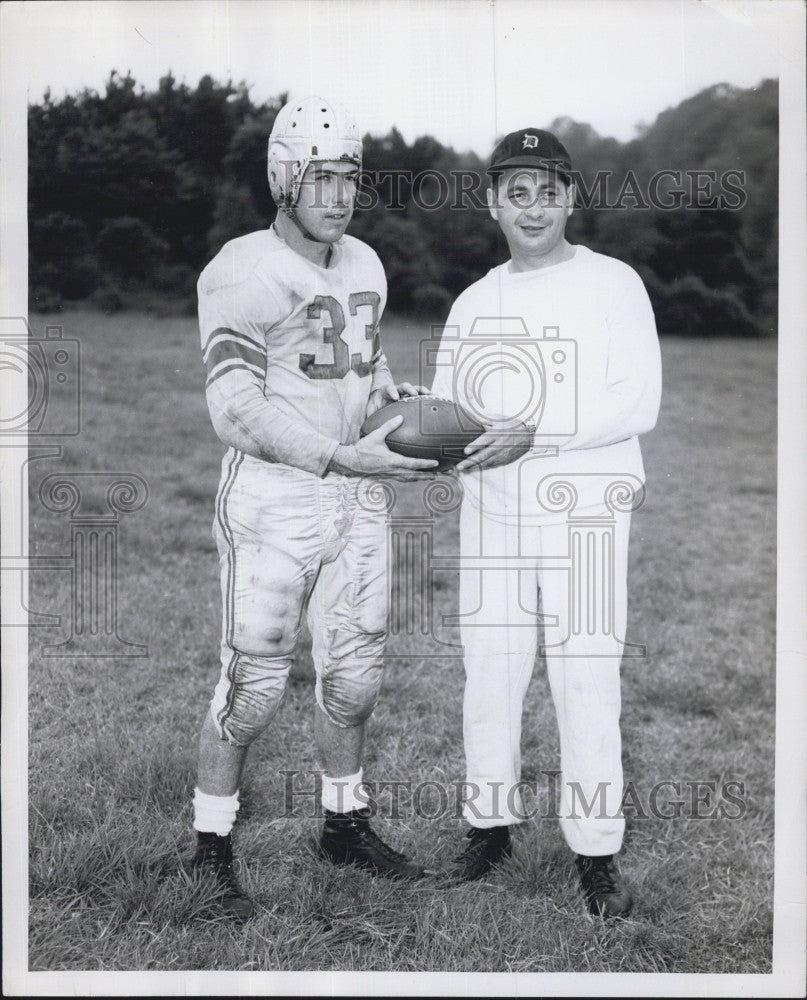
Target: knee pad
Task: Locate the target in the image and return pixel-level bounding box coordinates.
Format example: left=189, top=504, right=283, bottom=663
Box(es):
left=230, top=599, right=299, bottom=662
left=211, top=650, right=292, bottom=747
left=316, top=656, right=384, bottom=729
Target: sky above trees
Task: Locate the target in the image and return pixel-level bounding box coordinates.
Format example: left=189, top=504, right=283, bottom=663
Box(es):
left=8, top=0, right=795, bottom=152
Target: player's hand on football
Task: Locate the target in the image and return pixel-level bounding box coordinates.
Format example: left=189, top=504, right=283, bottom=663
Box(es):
left=455, top=419, right=535, bottom=472
left=366, top=382, right=430, bottom=418
left=331, top=416, right=439, bottom=479
left=396, top=381, right=430, bottom=397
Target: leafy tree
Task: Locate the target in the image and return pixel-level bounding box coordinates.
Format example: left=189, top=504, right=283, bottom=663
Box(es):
left=350, top=206, right=442, bottom=313
left=96, top=217, right=169, bottom=286
left=29, top=212, right=101, bottom=299
left=28, top=74, right=778, bottom=335
left=206, top=181, right=264, bottom=258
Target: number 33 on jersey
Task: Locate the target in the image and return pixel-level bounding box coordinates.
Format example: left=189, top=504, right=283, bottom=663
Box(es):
left=197, top=227, right=393, bottom=476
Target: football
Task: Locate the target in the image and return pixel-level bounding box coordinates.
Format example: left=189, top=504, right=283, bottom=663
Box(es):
left=360, top=395, right=485, bottom=468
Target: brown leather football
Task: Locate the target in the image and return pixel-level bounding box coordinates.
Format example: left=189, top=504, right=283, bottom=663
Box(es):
left=360, top=395, right=485, bottom=468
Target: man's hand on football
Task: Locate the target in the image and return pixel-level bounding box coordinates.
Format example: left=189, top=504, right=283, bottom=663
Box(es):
left=366, top=381, right=430, bottom=418
left=330, top=416, right=439, bottom=479
left=455, top=419, right=535, bottom=472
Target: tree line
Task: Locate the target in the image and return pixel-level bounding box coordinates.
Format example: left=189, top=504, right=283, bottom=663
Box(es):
left=29, top=72, right=777, bottom=335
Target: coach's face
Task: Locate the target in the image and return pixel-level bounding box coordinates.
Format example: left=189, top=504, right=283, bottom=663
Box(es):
left=294, top=160, right=358, bottom=243
left=487, top=167, right=574, bottom=270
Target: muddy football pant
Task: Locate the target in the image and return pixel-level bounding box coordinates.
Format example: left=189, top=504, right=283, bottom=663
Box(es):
left=209, top=455, right=388, bottom=746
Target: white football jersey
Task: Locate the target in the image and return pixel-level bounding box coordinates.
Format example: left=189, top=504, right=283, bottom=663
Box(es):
left=198, top=227, right=392, bottom=476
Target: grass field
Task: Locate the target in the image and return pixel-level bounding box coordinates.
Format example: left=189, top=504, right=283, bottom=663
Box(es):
left=25, top=310, right=776, bottom=973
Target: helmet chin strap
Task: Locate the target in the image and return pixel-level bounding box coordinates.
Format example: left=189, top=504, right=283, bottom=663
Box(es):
left=276, top=206, right=334, bottom=266
left=283, top=205, right=333, bottom=246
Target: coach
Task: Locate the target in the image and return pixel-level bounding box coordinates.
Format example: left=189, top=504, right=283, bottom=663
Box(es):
left=430, top=128, right=662, bottom=917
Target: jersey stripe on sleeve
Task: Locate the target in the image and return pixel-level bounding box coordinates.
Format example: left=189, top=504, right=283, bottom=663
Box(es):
left=203, top=327, right=267, bottom=387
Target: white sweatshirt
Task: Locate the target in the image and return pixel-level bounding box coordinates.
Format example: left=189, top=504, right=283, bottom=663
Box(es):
left=430, top=246, right=662, bottom=523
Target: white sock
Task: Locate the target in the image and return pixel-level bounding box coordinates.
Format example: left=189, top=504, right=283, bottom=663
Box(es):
left=322, top=769, right=365, bottom=814
left=193, top=787, right=240, bottom=836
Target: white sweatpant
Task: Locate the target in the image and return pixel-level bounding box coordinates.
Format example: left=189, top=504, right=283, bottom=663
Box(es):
left=459, top=500, right=631, bottom=856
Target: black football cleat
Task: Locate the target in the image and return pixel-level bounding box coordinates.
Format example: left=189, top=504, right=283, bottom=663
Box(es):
left=450, top=825, right=512, bottom=881
left=191, top=832, right=254, bottom=922
left=319, top=809, right=426, bottom=880
left=575, top=854, right=634, bottom=919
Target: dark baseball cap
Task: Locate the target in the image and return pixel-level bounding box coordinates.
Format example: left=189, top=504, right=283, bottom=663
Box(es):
left=487, top=128, right=573, bottom=181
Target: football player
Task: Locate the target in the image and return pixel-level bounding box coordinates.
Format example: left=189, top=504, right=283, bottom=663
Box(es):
left=191, top=96, right=437, bottom=920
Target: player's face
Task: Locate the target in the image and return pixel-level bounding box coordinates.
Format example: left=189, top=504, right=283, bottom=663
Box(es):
left=487, top=168, right=574, bottom=269
left=294, top=161, right=359, bottom=243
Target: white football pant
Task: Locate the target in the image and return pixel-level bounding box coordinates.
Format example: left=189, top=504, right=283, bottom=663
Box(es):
left=210, top=453, right=388, bottom=746
left=459, top=500, right=632, bottom=856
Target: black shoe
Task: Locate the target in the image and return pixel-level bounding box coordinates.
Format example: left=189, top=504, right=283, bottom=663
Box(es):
left=575, top=854, right=633, bottom=918
left=191, top=832, right=254, bottom=922
left=319, top=809, right=426, bottom=880
left=450, top=826, right=512, bottom=882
